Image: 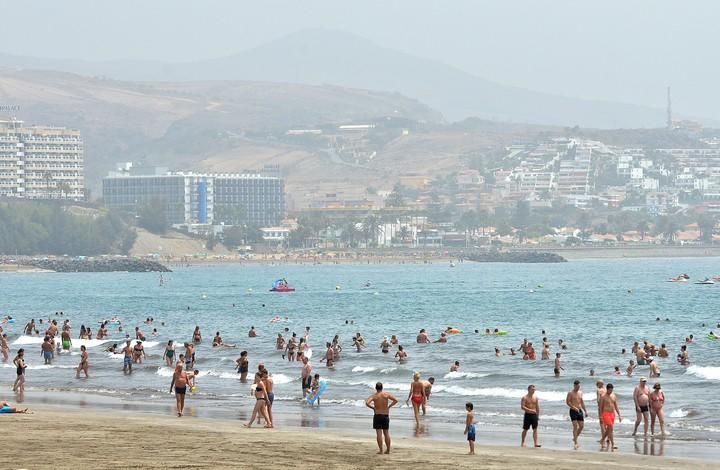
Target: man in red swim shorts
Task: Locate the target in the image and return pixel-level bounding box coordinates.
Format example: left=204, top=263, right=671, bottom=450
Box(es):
left=599, top=383, right=622, bottom=451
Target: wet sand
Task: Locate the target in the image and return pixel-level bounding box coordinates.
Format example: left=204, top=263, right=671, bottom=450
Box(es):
left=0, top=405, right=712, bottom=469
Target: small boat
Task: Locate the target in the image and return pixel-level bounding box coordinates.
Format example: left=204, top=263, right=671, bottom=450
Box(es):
left=270, top=278, right=295, bottom=292
left=668, top=274, right=690, bottom=282
left=695, top=278, right=715, bottom=285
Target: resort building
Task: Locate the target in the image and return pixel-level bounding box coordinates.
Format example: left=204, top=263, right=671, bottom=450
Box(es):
left=0, top=119, right=84, bottom=200
left=102, top=166, right=285, bottom=227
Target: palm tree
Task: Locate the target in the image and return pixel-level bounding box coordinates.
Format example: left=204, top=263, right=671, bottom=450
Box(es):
left=654, top=216, right=680, bottom=242
left=341, top=221, right=360, bottom=248
left=398, top=226, right=410, bottom=245
left=362, top=214, right=380, bottom=248
left=697, top=214, right=716, bottom=243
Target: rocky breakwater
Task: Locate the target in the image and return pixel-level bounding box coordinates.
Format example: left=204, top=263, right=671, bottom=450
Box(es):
left=23, top=258, right=172, bottom=273
left=463, top=251, right=567, bottom=263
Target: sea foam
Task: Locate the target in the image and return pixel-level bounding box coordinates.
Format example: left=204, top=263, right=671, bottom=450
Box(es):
left=686, top=365, right=720, bottom=381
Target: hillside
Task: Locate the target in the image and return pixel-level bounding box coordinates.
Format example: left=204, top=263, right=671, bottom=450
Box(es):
left=0, top=69, right=440, bottom=193
left=0, top=29, right=678, bottom=128
left=130, top=228, right=230, bottom=258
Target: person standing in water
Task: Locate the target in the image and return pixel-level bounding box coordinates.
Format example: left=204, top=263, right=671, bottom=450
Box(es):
left=366, top=382, right=398, bottom=454
left=406, top=372, right=425, bottom=428
left=566, top=380, right=588, bottom=449
left=236, top=350, right=249, bottom=382
left=119, top=340, right=133, bottom=374
left=12, top=349, right=26, bottom=392
left=76, top=345, right=89, bottom=378
left=164, top=340, right=175, bottom=367
left=599, top=383, right=622, bottom=451
left=245, top=379, right=272, bottom=428
left=632, top=377, right=651, bottom=437
left=554, top=353, right=564, bottom=378
left=650, top=382, right=666, bottom=436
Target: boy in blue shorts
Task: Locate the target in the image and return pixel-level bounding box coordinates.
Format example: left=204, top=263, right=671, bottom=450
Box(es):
left=464, top=402, right=476, bottom=455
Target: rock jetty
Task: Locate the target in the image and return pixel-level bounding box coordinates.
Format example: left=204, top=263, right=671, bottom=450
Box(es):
left=22, top=258, right=171, bottom=273
left=463, top=251, right=566, bottom=263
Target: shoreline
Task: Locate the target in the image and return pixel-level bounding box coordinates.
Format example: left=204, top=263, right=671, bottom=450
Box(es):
left=0, top=401, right=714, bottom=469
left=2, top=245, right=720, bottom=273
left=4, top=390, right=719, bottom=465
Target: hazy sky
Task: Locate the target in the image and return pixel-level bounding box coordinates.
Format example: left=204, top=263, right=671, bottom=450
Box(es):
left=0, top=0, right=715, bottom=116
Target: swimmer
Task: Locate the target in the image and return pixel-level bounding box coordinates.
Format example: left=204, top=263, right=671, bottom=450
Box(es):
left=554, top=353, right=564, bottom=378
left=421, top=377, right=435, bottom=416
left=236, top=351, right=249, bottom=382
left=320, top=342, right=335, bottom=368
left=648, top=357, right=660, bottom=378
left=395, top=345, right=407, bottom=363
left=416, top=329, right=431, bottom=344
left=380, top=337, right=390, bottom=354
left=249, top=326, right=257, bottom=337
left=450, top=360, right=460, bottom=372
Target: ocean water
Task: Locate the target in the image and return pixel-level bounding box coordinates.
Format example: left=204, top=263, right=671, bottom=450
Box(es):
left=1, top=259, right=719, bottom=448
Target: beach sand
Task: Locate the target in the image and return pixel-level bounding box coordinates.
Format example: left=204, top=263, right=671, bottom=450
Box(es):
left=1, top=406, right=712, bottom=469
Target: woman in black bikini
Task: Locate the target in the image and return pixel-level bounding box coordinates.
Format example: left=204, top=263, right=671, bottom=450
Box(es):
left=245, top=383, right=272, bottom=428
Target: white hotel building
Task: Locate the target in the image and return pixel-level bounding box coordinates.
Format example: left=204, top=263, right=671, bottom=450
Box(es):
left=0, top=120, right=84, bottom=200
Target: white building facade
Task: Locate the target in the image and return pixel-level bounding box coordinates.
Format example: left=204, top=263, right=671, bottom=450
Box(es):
left=0, top=120, right=84, bottom=200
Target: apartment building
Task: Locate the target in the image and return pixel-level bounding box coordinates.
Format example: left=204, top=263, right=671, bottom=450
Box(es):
left=0, top=120, right=84, bottom=200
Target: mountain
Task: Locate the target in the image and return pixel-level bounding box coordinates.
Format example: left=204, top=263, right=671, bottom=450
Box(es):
left=0, top=29, right=673, bottom=128
left=0, top=68, right=440, bottom=195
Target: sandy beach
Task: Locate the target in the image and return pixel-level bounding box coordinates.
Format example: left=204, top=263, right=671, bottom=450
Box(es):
left=0, top=405, right=712, bottom=469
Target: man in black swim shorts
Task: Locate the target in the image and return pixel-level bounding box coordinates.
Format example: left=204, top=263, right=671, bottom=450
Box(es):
left=366, top=382, right=398, bottom=454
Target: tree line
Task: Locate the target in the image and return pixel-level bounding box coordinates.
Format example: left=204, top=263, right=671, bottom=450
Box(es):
left=0, top=201, right=136, bottom=256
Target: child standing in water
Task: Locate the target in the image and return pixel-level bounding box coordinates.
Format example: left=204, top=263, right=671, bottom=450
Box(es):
left=464, top=402, right=476, bottom=455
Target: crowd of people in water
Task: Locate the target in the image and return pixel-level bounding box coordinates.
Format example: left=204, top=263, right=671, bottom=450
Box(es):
left=1, top=309, right=707, bottom=455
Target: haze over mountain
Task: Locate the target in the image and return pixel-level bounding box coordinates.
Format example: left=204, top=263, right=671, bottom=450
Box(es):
left=0, top=68, right=440, bottom=194
left=0, top=29, right=671, bottom=129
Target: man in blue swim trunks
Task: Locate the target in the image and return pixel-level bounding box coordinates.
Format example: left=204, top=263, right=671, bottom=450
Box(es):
left=120, top=340, right=133, bottom=374
left=41, top=336, right=54, bottom=365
